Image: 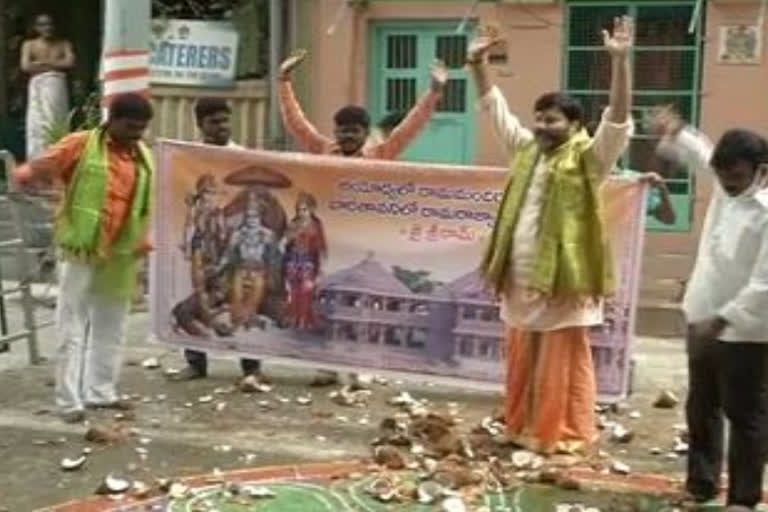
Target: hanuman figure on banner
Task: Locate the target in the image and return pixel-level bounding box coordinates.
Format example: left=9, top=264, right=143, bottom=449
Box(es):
left=182, top=174, right=227, bottom=301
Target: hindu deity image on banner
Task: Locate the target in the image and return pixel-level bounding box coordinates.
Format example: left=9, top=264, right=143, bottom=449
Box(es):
left=151, top=141, right=647, bottom=402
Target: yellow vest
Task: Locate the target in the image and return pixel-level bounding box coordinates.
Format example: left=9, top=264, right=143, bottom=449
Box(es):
left=480, top=129, right=613, bottom=298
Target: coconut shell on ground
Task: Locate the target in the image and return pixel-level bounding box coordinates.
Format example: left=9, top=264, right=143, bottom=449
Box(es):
left=224, top=165, right=292, bottom=189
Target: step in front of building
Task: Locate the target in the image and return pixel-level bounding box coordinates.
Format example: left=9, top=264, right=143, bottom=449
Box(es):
left=636, top=301, right=685, bottom=338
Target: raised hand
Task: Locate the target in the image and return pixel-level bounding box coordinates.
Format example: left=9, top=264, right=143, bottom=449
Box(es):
left=602, top=16, right=633, bottom=59
left=466, top=25, right=502, bottom=63
left=637, top=172, right=666, bottom=188
left=279, top=49, right=308, bottom=78
left=430, top=60, right=448, bottom=92
left=648, top=105, right=684, bottom=137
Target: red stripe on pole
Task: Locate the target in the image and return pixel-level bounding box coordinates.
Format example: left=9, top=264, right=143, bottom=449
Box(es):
left=103, top=68, right=150, bottom=82
left=104, top=49, right=151, bottom=58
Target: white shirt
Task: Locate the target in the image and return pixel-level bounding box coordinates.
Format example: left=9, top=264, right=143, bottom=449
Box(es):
left=479, top=86, right=633, bottom=330
left=661, top=128, right=768, bottom=342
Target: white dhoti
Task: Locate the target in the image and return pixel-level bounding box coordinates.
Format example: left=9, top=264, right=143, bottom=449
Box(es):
left=26, top=71, right=69, bottom=160
left=55, top=261, right=130, bottom=413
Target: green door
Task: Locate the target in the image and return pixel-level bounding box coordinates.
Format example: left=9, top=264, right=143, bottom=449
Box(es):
left=368, top=21, right=476, bottom=164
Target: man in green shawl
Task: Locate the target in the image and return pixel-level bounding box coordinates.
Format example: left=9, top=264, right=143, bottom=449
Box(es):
left=15, top=93, right=154, bottom=423
left=469, top=17, right=634, bottom=454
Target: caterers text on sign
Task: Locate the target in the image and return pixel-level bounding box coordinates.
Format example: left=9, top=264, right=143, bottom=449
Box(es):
left=150, top=20, right=239, bottom=87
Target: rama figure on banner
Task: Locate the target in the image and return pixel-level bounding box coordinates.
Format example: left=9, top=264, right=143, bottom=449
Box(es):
left=219, top=191, right=278, bottom=331
left=471, top=17, right=634, bottom=454
left=174, top=162, right=305, bottom=340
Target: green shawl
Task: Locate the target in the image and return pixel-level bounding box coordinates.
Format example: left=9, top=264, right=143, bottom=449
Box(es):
left=480, top=129, right=613, bottom=298
left=55, top=128, right=153, bottom=299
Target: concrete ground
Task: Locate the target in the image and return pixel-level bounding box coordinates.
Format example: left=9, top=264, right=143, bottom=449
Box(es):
left=0, top=293, right=692, bottom=512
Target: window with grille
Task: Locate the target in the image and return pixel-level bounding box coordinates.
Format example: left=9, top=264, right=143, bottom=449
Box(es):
left=370, top=23, right=477, bottom=164
left=565, top=1, right=703, bottom=232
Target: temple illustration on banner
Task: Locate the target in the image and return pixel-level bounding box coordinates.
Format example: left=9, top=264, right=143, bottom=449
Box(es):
left=311, top=252, right=627, bottom=391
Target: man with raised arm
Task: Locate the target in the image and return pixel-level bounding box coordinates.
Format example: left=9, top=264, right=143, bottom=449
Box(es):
left=470, top=17, right=634, bottom=454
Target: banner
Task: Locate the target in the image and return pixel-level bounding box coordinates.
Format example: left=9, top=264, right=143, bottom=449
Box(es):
left=151, top=141, right=647, bottom=401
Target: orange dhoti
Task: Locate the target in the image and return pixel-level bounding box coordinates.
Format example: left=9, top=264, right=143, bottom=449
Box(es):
left=504, top=326, right=597, bottom=454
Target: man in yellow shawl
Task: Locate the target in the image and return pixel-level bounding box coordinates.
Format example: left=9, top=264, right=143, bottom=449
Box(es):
left=469, top=17, right=634, bottom=454
left=14, top=94, right=154, bottom=423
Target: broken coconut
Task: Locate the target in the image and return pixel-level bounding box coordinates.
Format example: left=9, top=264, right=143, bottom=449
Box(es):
left=85, top=425, right=125, bottom=444
left=168, top=482, right=189, bottom=499
left=653, top=390, right=679, bottom=409
left=131, top=481, right=150, bottom=499
left=295, top=395, right=313, bottom=406
left=417, top=481, right=444, bottom=504
left=329, top=386, right=371, bottom=407
left=60, top=455, right=87, bottom=471
left=141, top=357, right=160, bottom=369
left=389, top=391, right=416, bottom=406
left=374, top=446, right=406, bottom=470
left=96, top=474, right=131, bottom=495
left=610, top=461, right=631, bottom=475
left=242, top=485, right=275, bottom=499
left=367, top=476, right=398, bottom=503
left=511, top=450, right=535, bottom=469
left=610, top=424, right=634, bottom=444
left=673, top=437, right=689, bottom=454
left=239, top=375, right=272, bottom=393
left=441, top=496, right=468, bottom=512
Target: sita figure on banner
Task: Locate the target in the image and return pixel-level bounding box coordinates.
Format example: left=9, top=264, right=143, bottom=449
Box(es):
left=283, top=191, right=328, bottom=330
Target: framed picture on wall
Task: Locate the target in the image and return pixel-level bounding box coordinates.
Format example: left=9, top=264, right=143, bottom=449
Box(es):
left=718, top=24, right=762, bottom=64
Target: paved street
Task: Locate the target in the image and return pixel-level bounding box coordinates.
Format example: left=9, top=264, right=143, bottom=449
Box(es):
left=0, top=293, right=692, bottom=511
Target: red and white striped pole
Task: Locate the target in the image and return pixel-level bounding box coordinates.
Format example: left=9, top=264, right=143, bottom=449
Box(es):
left=101, top=0, right=151, bottom=117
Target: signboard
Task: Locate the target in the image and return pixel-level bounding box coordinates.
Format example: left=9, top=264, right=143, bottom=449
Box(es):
left=150, top=19, right=238, bottom=87
left=151, top=142, right=647, bottom=402
left=718, top=24, right=762, bottom=65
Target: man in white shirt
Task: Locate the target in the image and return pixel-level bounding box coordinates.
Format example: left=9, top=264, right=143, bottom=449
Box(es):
left=172, top=98, right=263, bottom=381
left=652, top=108, right=768, bottom=511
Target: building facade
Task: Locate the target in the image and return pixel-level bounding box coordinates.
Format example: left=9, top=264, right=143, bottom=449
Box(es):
left=291, top=0, right=768, bottom=335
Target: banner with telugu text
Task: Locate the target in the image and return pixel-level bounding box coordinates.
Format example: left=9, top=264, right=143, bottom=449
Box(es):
left=151, top=141, right=647, bottom=402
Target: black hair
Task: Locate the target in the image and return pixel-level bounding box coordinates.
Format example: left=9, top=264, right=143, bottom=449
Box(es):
left=710, top=129, right=768, bottom=172
left=585, top=120, right=600, bottom=137
left=533, top=92, right=585, bottom=124
left=378, top=111, right=406, bottom=131
left=108, top=93, right=153, bottom=122
left=194, top=97, right=231, bottom=125
left=333, top=105, right=370, bottom=129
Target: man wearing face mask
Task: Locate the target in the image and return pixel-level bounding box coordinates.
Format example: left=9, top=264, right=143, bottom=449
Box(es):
left=652, top=108, right=768, bottom=512
left=469, top=17, right=634, bottom=455
left=277, top=49, right=446, bottom=158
